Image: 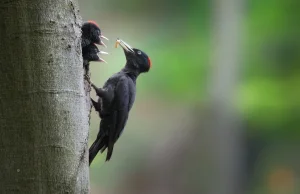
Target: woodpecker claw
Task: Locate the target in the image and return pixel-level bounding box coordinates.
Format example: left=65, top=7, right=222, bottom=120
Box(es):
left=85, top=75, right=91, bottom=84
left=91, top=83, right=96, bottom=88
left=85, top=75, right=96, bottom=86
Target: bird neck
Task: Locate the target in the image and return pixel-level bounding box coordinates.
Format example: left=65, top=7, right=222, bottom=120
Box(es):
left=122, top=65, right=140, bottom=81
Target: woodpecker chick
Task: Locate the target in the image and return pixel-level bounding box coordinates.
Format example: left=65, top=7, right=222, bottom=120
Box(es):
left=89, top=39, right=151, bottom=164
left=81, top=20, right=108, bottom=49
left=83, top=43, right=108, bottom=69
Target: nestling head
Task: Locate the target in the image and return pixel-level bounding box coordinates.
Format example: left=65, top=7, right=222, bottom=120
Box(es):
left=82, top=21, right=108, bottom=47
left=83, top=43, right=108, bottom=63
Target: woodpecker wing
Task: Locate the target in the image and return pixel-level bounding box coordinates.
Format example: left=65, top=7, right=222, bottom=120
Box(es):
left=114, top=76, right=131, bottom=141
left=106, top=76, right=130, bottom=160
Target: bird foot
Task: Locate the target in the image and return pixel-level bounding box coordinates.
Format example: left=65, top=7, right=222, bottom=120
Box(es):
left=84, top=74, right=90, bottom=81
left=84, top=75, right=94, bottom=85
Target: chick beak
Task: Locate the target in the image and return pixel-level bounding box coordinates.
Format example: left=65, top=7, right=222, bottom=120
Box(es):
left=97, top=51, right=108, bottom=63
left=100, top=35, right=109, bottom=41
left=98, top=51, right=109, bottom=55
left=100, top=40, right=107, bottom=48
left=97, top=58, right=107, bottom=63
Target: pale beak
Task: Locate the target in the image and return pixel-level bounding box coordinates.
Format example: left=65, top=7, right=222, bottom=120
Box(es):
left=98, top=51, right=109, bottom=55
left=100, top=35, right=109, bottom=41
left=97, top=51, right=108, bottom=63
left=115, top=38, right=134, bottom=53
left=100, top=40, right=107, bottom=48
left=97, top=58, right=107, bottom=63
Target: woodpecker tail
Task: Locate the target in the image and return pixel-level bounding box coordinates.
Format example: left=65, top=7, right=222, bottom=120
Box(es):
left=106, top=142, right=114, bottom=161
left=89, top=135, right=108, bottom=165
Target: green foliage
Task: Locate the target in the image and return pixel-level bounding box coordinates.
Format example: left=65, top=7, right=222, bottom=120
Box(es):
left=241, top=0, right=300, bottom=134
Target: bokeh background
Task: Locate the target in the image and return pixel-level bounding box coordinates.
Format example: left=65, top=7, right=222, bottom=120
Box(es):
left=79, top=0, right=300, bottom=193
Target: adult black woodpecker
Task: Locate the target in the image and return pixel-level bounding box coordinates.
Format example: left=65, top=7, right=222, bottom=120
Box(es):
left=89, top=39, right=152, bottom=164
left=82, top=43, right=108, bottom=69
left=81, top=20, right=108, bottom=49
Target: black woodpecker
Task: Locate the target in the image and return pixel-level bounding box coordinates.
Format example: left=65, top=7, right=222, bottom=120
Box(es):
left=82, top=43, right=108, bottom=69
left=89, top=39, right=152, bottom=164
left=81, top=20, right=108, bottom=49
left=81, top=20, right=108, bottom=69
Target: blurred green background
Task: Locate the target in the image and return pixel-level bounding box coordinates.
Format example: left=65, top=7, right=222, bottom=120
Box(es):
left=79, top=0, right=300, bottom=193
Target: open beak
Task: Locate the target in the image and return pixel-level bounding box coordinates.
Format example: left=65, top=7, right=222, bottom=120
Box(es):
left=115, top=38, right=134, bottom=53
left=98, top=34, right=108, bottom=47
left=99, top=40, right=107, bottom=48
left=98, top=51, right=109, bottom=55
left=100, top=35, right=109, bottom=41
left=97, top=51, right=108, bottom=63
left=97, top=57, right=107, bottom=63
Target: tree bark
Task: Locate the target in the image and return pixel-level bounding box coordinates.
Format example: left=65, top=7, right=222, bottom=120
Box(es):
left=0, top=0, right=90, bottom=193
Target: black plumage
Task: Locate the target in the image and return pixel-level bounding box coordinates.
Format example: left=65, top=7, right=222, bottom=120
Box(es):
left=82, top=43, right=108, bottom=68
left=89, top=39, right=151, bottom=164
left=81, top=21, right=108, bottom=49
left=81, top=20, right=108, bottom=69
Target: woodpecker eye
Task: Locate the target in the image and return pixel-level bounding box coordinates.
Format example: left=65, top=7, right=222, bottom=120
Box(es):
left=137, top=51, right=142, bottom=55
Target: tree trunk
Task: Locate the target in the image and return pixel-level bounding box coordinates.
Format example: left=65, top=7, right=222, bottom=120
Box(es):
left=0, top=1, right=90, bottom=193
left=208, top=0, right=244, bottom=193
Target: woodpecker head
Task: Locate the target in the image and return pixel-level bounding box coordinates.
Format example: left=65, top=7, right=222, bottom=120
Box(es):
left=83, top=44, right=108, bottom=63
left=81, top=21, right=108, bottom=47
left=115, top=39, right=152, bottom=73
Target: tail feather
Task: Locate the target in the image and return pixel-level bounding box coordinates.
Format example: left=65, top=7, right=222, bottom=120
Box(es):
left=100, top=146, right=107, bottom=153
left=106, top=144, right=114, bottom=161
left=89, top=135, right=108, bottom=165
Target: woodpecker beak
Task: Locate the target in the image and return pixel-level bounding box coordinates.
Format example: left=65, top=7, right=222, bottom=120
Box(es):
left=97, top=58, right=107, bottom=63
left=100, top=35, right=109, bottom=41
left=99, top=35, right=108, bottom=47
left=115, top=38, right=134, bottom=53
left=97, top=51, right=108, bottom=63
left=98, top=51, right=109, bottom=55
left=99, top=40, right=107, bottom=48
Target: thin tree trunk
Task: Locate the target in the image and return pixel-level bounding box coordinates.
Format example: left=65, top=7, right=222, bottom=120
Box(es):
left=208, top=0, right=244, bottom=193
left=0, top=1, right=90, bottom=193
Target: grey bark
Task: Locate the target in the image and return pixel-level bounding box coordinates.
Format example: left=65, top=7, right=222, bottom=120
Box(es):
left=0, top=0, right=90, bottom=193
